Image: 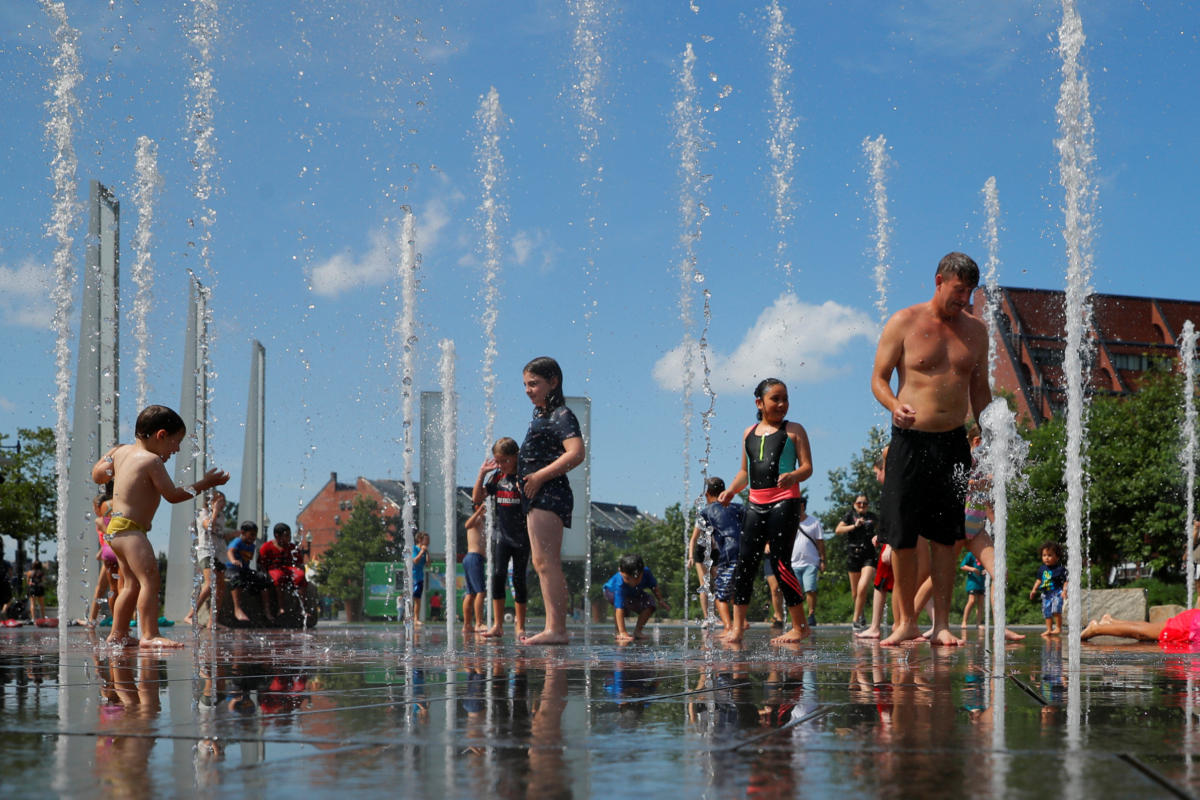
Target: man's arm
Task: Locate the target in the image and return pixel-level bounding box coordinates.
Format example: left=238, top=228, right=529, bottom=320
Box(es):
left=968, top=330, right=993, bottom=422
left=872, top=311, right=916, bottom=429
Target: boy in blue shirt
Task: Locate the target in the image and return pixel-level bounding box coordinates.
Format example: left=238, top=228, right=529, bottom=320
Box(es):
left=1029, top=540, right=1067, bottom=637
left=226, top=521, right=274, bottom=624
left=412, top=531, right=430, bottom=627
left=603, top=554, right=669, bottom=642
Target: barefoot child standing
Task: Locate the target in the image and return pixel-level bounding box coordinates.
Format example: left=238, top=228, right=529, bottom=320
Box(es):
left=717, top=378, right=813, bottom=645
left=461, top=505, right=487, bottom=634
left=92, top=405, right=230, bottom=648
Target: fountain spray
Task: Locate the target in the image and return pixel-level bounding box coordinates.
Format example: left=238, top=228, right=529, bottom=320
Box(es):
left=569, top=0, right=607, bottom=640
left=42, top=0, right=83, bottom=632
left=863, top=135, right=891, bottom=326
left=475, top=87, right=505, bottom=629
left=396, top=210, right=420, bottom=642
left=672, top=42, right=711, bottom=628
left=765, top=0, right=797, bottom=291
left=981, top=177, right=1002, bottom=383
left=1181, top=320, right=1197, bottom=608
left=1055, top=0, right=1098, bottom=675
left=439, top=340, right=458, bottom=653
left=130, top=136, right=162, bottom=411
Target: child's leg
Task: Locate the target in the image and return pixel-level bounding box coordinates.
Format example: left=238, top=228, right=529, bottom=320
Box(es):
left=462, top=591, right=473, bottom=629
left=633, top=606, right=654, bottom=638
left=111, top=532, right=179, bottom=647
left=716, top=598, right=732, bottom=631
left=853, top=567, right=876, bottom=624
left=88, top=567, right=111, bottom=624
left=1081, top=616, right=1166, bottom=641
left=1051, top=612, right=1063, bottom=634
left=857, top=589, right=887, bottom=638
left=522, top=509, right=568, bottom=645
left=961, top=594, right=976, bottom=626
left=185, top=569, right=213, bottom=623
left=474, top=592, right=485, bottom=630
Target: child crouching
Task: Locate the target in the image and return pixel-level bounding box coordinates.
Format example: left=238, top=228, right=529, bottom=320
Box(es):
left=603, top=554, right=669, bottom=642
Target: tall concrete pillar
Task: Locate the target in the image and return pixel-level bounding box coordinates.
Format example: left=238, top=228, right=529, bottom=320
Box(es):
left=163, top=274, right=208, bottom=621
left=238, top=341, right=266, bottom=540
left=61, top=180, right=119, bottom=624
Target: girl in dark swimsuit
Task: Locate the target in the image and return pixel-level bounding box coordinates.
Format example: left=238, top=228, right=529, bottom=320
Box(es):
left=717, top=378, right=813, bottom=644
left=518, top=356, right=585, bottom=645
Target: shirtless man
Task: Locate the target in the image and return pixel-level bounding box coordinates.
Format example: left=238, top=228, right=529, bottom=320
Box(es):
left=871, top=252, right=991, bottom=646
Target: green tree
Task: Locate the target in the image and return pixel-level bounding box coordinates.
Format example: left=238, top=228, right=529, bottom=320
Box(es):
left=1009, top=371, right=1193, bottom=604
left=0, top=428, right=57, bottom=562
left=316, top=496, right=399, bottom=619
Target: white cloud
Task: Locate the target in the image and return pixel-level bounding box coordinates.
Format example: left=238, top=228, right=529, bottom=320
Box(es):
left=309, top=199, right=456, bottom=297
left=0, top=258, right=54, bottom=329
left=653, top=294, right=877, bottom=393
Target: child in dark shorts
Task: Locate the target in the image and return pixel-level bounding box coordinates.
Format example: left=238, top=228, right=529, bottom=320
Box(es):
left=604, top=554, right=669, bottom=642
left=412, top=531, right=430, bottom=627
left=694, top=476, right=744, bottom=634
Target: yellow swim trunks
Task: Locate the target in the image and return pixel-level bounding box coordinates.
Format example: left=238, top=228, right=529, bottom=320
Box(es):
left=104, top=515, right=148, bottom=542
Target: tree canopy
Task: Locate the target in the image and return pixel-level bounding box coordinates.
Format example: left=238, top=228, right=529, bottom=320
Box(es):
left=0, top=427, right=57, bottom=560
left=315, top=496, right=400, bottom=603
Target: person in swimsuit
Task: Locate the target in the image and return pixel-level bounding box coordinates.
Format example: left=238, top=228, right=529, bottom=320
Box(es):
left=92, top=404, right=230, bottom=648
left=82, top=489, right=120, bottom=626
left=472, top=436, right=531, bottom=640
left=183, top=490, right=228, bottom=628
left=871, top=252, right=991, bottom=646
left=26, top=560, right=46, bottom=620
left=518, top=356, right=584, bottom=645
left=717, top=378, right=813, bottom=644
left=1081, top=609, right=1200, bottom=648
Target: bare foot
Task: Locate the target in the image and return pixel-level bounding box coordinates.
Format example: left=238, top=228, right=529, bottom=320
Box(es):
left=1080, top=619, right=1099, bottom=641
left=139, top=636, right=184, bottom=649
left=106, top=634, right=139, bottom=648
left=929, top=628, right=965, bottom=647
left=514, top=629, right=526, bottom=641
left=1100, top=613, right=1114, bottom=624
left=234, top=611, right=251, bottom=623
left=1040, top=630, right=1052, bottom=638
left=462, top=625, right=475, bottom=636
left=633, top=630, right=648, bottom=640
left=1049, top=627, right=1061, bottom=636
left=856, top=627, right=882, bottom=640
left=480, top=625, right=504, bottom=638
left=1004, top=628, right=1025, bottom=641
left=880, top=622, right=926, bottom=647
left=182, top=614, right=195, bottom=625
left=721, top=627, right=746, bottom=644
left=519, top=630, right=570, bottom=645
left=475, top=625, right=489, bottom=633
left=615, top=632, right=633, bottom=643
left=771, top=627, right=811, bottom=645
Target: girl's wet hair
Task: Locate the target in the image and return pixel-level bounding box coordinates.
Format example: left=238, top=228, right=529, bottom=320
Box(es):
left=524, top=356, right=565, bottom=410
left=493, top=437, right=519, bottom=456
left=753, top=377, right=786, bottom=421
left=135, top=404, right=186, bottom=439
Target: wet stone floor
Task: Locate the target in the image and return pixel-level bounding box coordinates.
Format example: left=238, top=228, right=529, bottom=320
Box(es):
left=1, top=623, right=1199, bottom=799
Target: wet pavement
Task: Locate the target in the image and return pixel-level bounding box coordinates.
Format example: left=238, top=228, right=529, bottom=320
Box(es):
left=1, top=623, right=1198, bottom=799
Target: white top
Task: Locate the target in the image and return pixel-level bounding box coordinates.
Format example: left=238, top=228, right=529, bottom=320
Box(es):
left=195, top=509, right=216, bottom=560
left=790, top=515, right=826, bottom=569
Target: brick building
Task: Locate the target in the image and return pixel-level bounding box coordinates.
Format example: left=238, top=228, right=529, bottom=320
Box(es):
left=971, top=286, right=1200, bottom=425
left=296, top=471, right=650, bottom=561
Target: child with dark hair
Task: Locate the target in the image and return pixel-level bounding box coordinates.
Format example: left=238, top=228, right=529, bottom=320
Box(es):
left=692, top=476, right=744, bottom=634
left=603, top=554, right=669, bottom=642
left=226, top=521, right=274, bottom=624
left=518, top=356, right=584, bottom=645
left=472, top=436, right=530, bottom=640
left=461, top=505, right=487, bottom=634
left=718, top=378, right=814, bottom=644
left=1029, top=541, right=1067, bottom=637
left=92, top=404, right=230, bottom=647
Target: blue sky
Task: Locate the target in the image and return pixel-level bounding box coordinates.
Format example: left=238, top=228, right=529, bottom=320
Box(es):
left=1, top=1, right=1197, bottom=558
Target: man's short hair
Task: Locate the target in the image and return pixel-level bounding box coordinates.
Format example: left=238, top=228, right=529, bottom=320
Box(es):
left=936, top=251, right=980, bottom=288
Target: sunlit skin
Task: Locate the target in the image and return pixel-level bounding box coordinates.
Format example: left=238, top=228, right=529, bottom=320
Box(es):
left=519, top=370, right=584, bottom=646
left=92, top=426, right=230, bottom=648
left=871, top=268, right=991, bottom=647
left=716, top=383, right=814, bottom=646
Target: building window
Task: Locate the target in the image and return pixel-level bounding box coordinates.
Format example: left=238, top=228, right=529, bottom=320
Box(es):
left=334, top=515, right=340, bottom=525
left=1029, top=347, right=1064, bottom=368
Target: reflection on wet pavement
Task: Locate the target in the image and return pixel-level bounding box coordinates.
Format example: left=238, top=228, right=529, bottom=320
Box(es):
left=1, top=625, right=1198, bottom=798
